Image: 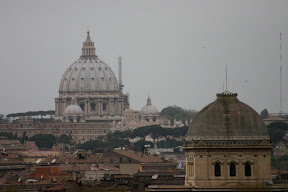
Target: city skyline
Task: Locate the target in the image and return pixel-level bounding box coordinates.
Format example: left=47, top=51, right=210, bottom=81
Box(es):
left=0, top=0, right=288, bottom=115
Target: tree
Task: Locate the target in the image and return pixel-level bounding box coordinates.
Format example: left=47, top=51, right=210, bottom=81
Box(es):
left=160, top=105, right=197, bottom=125
left=74, top=125, right=189, bottom=151
left=271, top=156, right=278, bottom=169
left=260, top=109, right=269, bottom=119
left=170, top=126, right=189, bottom=138
left=20, top=131, right=28, bottom=143
left=6, top=110, right=55, bottom=120
left=0, top=114, right=9, bottom=123
left=38, top=111, right=46, bottom=118
left=132, top=125, right=188, bottom=139
left=133, top=126, right=153, bottom=139
left=47, top=110, right=55, bottom=118
left=267, top=122, right=288, bottom=144
left=110, top=130, right=133, bottom=139
left=30, top=134, right=56, bottom=149
left=149, top=126, right=166, bottom=147
left=133, top=139, right=154, bottom=152
left=76, top=140, right=110, bottom=150
left=157, top=138, right=183, bottom=148
left=58, top=134, right=73, bottom=144
left=106, top=132, right=130, bottom=148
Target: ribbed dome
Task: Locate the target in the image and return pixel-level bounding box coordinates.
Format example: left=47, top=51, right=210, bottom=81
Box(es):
left=59, top=31, right=119, bottom=93
left=186, top=92, right=270, bottom=140
left=140, top=97, right=159, bottom=114
left=59, top=57, right=119, bottom=92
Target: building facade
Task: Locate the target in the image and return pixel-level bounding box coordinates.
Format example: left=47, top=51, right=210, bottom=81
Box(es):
left=115, top=97, right=171, bottom=130
left=0, top=117, right=110, bottom=144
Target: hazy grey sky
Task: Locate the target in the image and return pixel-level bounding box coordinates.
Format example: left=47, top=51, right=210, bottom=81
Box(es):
left=0, top=0, right=288, bottom=115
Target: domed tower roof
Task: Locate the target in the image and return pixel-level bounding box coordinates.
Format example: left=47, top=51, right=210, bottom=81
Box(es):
left=186, top=92, right=270, bottom=141
left=140, top=97, right=159, bottom=115
left=64, top=98, right=83, bottom=116
left=59, top=31, right=119, bottom=93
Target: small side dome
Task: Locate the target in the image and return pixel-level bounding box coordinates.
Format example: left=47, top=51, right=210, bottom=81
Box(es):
left=140, top=97, right=159, bottom=114
left=64, top=98, right=83, bottom=115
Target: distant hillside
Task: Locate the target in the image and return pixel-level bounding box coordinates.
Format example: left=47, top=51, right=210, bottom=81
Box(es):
left=160, top=105, right=198, bottom=125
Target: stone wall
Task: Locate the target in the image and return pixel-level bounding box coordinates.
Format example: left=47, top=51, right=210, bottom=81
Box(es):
left=185, top=148, right=271, bottom=187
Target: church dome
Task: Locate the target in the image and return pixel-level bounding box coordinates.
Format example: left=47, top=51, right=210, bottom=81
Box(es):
left=186, top=92, right=270, bottom=140
left=59, top=31, right=119, bottom=93
left=64, top=98, right=83, bottom=115
left=140, top=97, right=159, bottom=115
left=64, top=104, right=83, bottom=116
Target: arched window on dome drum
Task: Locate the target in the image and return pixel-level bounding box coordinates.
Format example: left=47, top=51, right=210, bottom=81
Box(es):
left=215, top=162, right=221, bottom=177
left=230, top=162, right=236, bottom=177
left=245, top=163, right=251, bottom=177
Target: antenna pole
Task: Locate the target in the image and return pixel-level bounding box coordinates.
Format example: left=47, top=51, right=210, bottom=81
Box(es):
left=118, top=56, right=123, bottom=91
left=226, top=65, right=228, bottom=91
left=280, top=33, right=283, bottom=115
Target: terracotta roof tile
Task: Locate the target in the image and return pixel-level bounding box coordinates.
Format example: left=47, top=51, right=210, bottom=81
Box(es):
left=0, top=157, right=25, bottom=165
left=60, top=163, right=119, bottom=172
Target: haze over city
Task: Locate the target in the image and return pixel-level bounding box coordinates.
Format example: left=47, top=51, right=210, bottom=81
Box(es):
left=0, top=0, right=288, bottom=114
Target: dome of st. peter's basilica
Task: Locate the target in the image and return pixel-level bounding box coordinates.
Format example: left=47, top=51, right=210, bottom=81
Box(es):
left=55, top=31, right=128, bottom=122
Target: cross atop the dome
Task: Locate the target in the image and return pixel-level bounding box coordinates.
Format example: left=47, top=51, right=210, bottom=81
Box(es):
left=81, top=31, right=96, bottom=57
left=85, top=30, right=92, bottom=43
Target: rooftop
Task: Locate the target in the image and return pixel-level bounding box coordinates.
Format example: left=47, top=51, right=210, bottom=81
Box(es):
left=112, top=149, right=163, bottom=163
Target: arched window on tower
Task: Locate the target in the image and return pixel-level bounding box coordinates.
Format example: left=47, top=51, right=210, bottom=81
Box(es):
left=215, top=162, right=221, bottom=177
left=245, top=163, right=251, bottom=177
left=230, top=162, right=236, bottom=177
